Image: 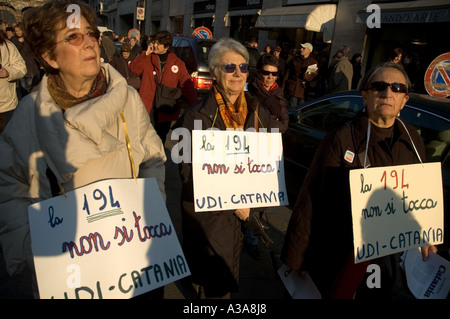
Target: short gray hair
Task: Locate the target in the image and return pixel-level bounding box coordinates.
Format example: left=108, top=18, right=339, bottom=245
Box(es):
left=359, top=62, right=411, bottom=94
left=209, top=38, right=249, bottom=79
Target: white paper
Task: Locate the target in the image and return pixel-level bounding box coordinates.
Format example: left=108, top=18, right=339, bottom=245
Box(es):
left=28, top=178, right=189, bottom=299
left=306, top=64, right=318, bottom=73
left=401, top=248, right=450, bottom=299
left=277, top=264, right=321, bottom=299
left=192, top=130, right=288, bottom=212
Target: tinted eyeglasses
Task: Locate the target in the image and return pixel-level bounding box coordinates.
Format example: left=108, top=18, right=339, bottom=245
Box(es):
left=56, top=29, right=100, bottom=46
left=261, top=70, right=279, bottom=77
left=221, top=63, right=249, bottom=74
left=367, top=81, right=408, bottom=94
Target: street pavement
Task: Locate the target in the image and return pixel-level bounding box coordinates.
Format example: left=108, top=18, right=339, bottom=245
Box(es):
left=0, top=134, right=293, bottom=299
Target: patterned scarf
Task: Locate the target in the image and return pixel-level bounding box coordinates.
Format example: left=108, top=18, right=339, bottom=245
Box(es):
left=214, top=85, right=248, bottom=129
left=47, top=69, right=108, bottom=112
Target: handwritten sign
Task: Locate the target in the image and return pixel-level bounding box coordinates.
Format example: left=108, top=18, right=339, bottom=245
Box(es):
left=28, top=178, right=190, bottom=299
left=192, top=130, right=288, bottom=212
left=350, top=163, right=444, bottom=264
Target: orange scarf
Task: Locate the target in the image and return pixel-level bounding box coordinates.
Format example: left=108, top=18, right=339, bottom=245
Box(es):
left=214, top=85, right=248, bottom=129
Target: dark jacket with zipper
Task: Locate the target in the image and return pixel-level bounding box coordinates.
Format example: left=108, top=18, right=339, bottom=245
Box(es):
left=178, top=89, right=279, bottom=296
left=281, top=112, right=426, bottom=298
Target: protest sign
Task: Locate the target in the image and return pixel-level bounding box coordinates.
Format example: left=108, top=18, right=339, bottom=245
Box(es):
left=350, top=162, right=444, bottom=263
left=28, top=178, right=189, bottom=299
left=192, top=130, right=288, bottom=212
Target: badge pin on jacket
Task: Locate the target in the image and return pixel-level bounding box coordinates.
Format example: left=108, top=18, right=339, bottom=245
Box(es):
left=344, top=150, right=355, bottom=163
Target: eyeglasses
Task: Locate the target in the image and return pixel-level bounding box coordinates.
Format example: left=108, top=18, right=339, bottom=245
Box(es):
left=221, top=63, right=249, bottom=74
left=261, top=70, right=279, bottom=77
left=55, top=29, right=100, bottom=46
left=367, top=81, right=408, bottom=94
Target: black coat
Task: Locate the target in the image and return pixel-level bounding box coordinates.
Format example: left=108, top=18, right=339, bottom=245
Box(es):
left=281, top=112, right=426, bottom=298
left=178, top=90, right=279, bottom=296
left=248, top=77, right=289, bottom=133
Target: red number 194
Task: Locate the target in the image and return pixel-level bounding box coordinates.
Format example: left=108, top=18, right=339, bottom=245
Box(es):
left=380, top=169, right=409, bottom=190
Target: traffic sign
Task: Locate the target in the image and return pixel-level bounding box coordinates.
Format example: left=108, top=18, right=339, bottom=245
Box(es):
left=192, top=27, right=213, bottom=39
left=136, top=7, right=145, bottom=21
left=424, top=52, right=450, bottom=98
left=128, top=28, right=140, bottom=41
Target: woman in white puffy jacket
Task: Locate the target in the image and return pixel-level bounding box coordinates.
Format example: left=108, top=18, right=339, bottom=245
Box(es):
left=0, top=0, right=166, bottom=297
left=0, top=30, right=26, bottom=133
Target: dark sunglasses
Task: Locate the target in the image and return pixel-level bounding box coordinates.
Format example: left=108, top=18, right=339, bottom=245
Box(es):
left=56, top=29, right=100, bottom=46
left=367, top=81, right=408, bottom=94
left=261, top=70, right=279, bottom=77
left=221, top=63, right=249, bottom=74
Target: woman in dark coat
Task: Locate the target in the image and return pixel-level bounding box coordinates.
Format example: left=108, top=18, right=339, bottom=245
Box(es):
left=110, top=43, right=140, bottom=90
left=178, top=38, right=280, bottom=299
left=281, top=62, right=437, bottom=299
left=248, top=53, right=288, bottom=133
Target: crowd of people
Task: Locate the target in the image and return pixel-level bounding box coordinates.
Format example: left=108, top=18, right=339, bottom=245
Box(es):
left=0, top=0, right=446, bottom=301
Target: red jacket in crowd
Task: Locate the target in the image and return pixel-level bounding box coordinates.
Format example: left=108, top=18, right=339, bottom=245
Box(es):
left=129, top=51, right=197, bottom=123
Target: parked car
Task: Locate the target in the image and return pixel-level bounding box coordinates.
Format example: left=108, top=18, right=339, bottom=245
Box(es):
left=283, top=90, right=450, bottom=214
left=172, top=35, right=259, bottom=95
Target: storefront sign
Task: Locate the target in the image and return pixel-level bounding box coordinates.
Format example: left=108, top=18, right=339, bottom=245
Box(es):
left=424, top=52, right=450, bottom=98
left=28, top=178, right=189, bottom=299
left=349, top=163, right=444, bottom=263
left=192, top=130, right=288, bottom=212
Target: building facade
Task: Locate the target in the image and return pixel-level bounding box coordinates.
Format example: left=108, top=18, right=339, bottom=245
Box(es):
left=88, top=0, right=450, bottom=94
left=2, top=0, right=450, bottom=94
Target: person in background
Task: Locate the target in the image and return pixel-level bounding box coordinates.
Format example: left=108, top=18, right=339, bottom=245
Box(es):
left=110, top=43, right=140, bottom=90
left=248, top=53, right=288, bottom=133
left=351, top=53, right=362, bottom=90
left=10, top=23, right=40, bottom=99
left=246, top=53, right=289, bottom=259
left=178, top=38, right=281, bottom=299
left=281, top=62, right=437, bottom=299
left=328, top=45, right=353, bottom=94
left=282, top=42, right=318, bottom=108
left=0, top=29, right=26, bottom=133
left=129, top=36, right=142, bottom=57
left=129, top=31, right=197, bottom=145
left=260, top=44, right=272, bottom=56
left=272, top=46, right=285, bottom=86
left=388, top=47, right=403, bottom=65
left=5, top=26, right=14, bottom=39
left=100, top=31, right=115, bottom=61
left=0, top=0, right=166, bottom=298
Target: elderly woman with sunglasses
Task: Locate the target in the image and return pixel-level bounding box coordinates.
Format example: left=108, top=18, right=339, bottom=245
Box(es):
left=0, top=0, right=166, bottom=297
left=281, top=62, right=436, bottom=299
left=178, top=38, right=281, bottom=299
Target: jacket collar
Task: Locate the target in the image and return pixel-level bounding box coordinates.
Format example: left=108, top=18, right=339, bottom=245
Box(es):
left=352, top=112, right=416, bottom=148
left=35, top=64, right=129, bottom=182
left=195, top=88, right=259, bottom=130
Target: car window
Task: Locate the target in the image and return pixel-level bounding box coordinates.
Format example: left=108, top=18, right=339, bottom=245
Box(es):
left=401, top=106, right=450, bottom=163
left=174, top=39, right=197, bottom=73
left=197, top=40, right=215, bottom=66
left=296, top=96, right=364, bottom=132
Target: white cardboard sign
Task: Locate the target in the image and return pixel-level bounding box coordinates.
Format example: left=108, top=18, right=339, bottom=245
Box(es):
left=192, top=130, right=288, bottom=212
left=28, top=178, right=190, bottom=299
left=350, top=162, right=444, bottom=263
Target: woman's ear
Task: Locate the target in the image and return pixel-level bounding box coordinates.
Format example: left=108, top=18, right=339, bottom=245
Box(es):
left=42, top=51, right=59, bottom=70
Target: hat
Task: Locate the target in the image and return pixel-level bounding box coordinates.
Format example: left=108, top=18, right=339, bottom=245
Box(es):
left=301, top=42, right=313, bottom=52
left=121, top=43, right=131, bottom=52
left=273, top=46, right=281, bottom=52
